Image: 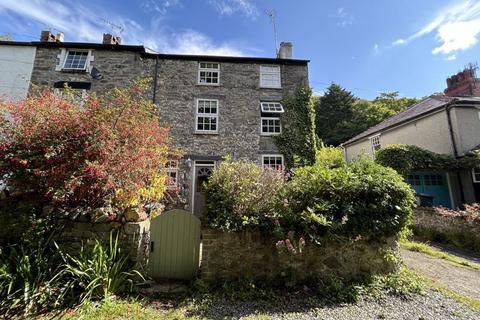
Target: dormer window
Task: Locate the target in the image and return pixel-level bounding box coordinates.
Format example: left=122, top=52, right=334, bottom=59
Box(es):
left=63, top=51, right=89, bottom=70
left=198, top=62, right=220, bottom=85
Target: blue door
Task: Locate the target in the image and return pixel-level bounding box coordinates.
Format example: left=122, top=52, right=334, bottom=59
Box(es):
left=406, top=172, right=452, bottom=208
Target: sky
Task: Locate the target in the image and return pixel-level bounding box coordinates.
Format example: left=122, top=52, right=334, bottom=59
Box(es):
left=0, top=0, right=479, bottom=99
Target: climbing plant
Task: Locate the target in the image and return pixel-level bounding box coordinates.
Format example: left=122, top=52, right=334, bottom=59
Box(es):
left=274, top=85, right=318, bottom=168
left=375, top=144, right=480, bottom=175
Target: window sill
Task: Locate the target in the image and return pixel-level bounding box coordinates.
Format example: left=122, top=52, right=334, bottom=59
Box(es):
left=260, top=86, right=282, bottom=90
left=194, top=131, right=219, bottom=135
left=260, top=133, right=281, bottom=136
left=197, top=83, right=220, bottom=86
left=60, top=69, right=88, bottom=74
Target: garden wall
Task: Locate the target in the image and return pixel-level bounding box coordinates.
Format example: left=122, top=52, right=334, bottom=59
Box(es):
left=201, top=229, right=398, bottom=284
left=413, top=207, right=480, bottom=253
left=55, top=219, right=151, bottom=269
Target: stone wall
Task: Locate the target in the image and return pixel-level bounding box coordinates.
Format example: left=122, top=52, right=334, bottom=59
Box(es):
left=201, top=229, right=398, bottom=284
left=29, top=47, right=155, bottom=92
left=413, top=207, right=480, bottom=253
left=55, top=219, right=150, bottom=269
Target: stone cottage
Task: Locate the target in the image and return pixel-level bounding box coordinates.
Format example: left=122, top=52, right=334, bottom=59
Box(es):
left=17, top=31, right=310, bottom=216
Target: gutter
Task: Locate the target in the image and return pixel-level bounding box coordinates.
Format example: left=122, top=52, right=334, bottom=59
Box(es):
left=445, top=101, right=466, bottom=205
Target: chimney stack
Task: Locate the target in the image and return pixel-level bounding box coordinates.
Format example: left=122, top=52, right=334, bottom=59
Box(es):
left=277, top=42, right=293, bottom=59
left=444, top=65, right=480, bottom=97
left=102, top=33, right=122, bottom=45
left=40, top=31, right=64, bottom=42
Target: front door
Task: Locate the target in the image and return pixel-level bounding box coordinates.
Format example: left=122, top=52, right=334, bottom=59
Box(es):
left=193, top=162, right=215, bottom=216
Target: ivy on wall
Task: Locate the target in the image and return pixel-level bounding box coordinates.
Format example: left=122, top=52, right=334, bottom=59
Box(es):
left=274, top=86, right=319, bottom=168
left=375, top=144, right=480, bottom=175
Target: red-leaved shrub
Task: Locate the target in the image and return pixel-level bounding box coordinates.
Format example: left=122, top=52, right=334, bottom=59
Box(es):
left=0, top=81, right=171, bottom=213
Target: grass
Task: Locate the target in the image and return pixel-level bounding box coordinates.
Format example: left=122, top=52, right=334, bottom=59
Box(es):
left=400, top=240, right=480, bottom=271
left=400, top=241, right=480, bottom=311
left=46, top=299, right=197, bottom=320
left=416, top=273, right=480, bottom=311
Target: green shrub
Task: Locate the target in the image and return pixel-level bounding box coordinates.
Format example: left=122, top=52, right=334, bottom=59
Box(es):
left=205, top=155, right=415, bottom=243
left=204, top=160, right=284, bottom=231
left=0, top=230, right=144, bottom=318
left=62, top=233, right=144, bottom=303
left=375, top=144, right=480, bottom=175
left=0, top=233, right=68, bottom=318
left=281, top=158, right=416, bottom=242
left=314, top=147, right=346, bottom=169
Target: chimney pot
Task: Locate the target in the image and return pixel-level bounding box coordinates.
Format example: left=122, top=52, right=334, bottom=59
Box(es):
left=56, top=32, right=64, bottom=43
left=277, top=42, right=293, bottom=59
left=103, top=33, right=121, bottom=45
left=444, top=66, right=479, bottom=97
left=40, top=30, right=56, bottom=42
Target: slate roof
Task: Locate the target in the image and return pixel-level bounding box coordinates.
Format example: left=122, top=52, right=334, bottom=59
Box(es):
left=342, top=95, right=480, bottom=146
left=0, top=40, right=309, bottom=65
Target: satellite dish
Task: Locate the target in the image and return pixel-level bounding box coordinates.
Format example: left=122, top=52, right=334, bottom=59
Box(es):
left=90, top=67, right=103, bottom=80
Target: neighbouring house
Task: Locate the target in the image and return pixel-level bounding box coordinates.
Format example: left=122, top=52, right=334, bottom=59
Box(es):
left=0, top=31, right=309, bottom=216
left=341, top=67, right=480, bottom=209
left=0, top=40, right=36, bottom=101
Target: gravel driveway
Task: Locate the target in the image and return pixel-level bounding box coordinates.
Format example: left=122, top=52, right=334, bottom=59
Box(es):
left=401, top=248, right=480, bottom=300
left=190, top=290, right=479, bottom=320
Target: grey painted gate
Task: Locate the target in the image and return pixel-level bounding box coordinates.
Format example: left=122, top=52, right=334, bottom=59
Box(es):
left=148, top=209, right=201, bottom=280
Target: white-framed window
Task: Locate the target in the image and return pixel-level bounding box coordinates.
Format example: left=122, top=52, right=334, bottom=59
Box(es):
left=370, top=135, right=381, bottom=153
left=261, top=117, right=281, bottom=135
left=260, top=65, right=281, bottom=88
left=472, top=167, right=480, bottom=183
left=62, top=50, right=90, bottom=70
left=198, top=62, right=220, bottom=85
left=261, top=102, right=284, bottom=113
left=195, top=99, right=219, bottom=133
left=165, top=160, right=179, bottom=190
left=262, top=154, right=284, bottom=170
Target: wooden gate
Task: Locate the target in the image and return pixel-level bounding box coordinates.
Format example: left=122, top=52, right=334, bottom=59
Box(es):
left=148, top=209, right=201, bottom=280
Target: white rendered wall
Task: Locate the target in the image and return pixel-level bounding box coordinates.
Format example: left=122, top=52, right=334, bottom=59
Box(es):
left=0, top=45, right=36, bottom=101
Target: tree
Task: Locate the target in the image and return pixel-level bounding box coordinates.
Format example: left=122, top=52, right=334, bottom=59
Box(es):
left=373, top=91, right=418, bottom=113
left=275, top=86, right=318, bottom=168
left=0, top=81, right=171, bottom=215
left=315, top=83, right=356, bottom=146
left=315, top=85, right=418, bottom=146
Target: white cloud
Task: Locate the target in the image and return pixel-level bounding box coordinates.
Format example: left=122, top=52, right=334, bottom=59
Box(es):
left=161, top=30, right=245, bottom=55
left=373, top=43, right=379, bottom=55
left=432, top=19, right=480, bottom=55
left=392, top=39, right=407, bottom=46
left=336, top=6, right=353, bottom=27
left=208, top=0, right=258, bottom=18
left=141, top=0, right=182, bottom=15
left=0, top=0, right=251, bottom=56
left=445, top=54, right=457, bottom=61
left=392, top=0, right=480, bottom=56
